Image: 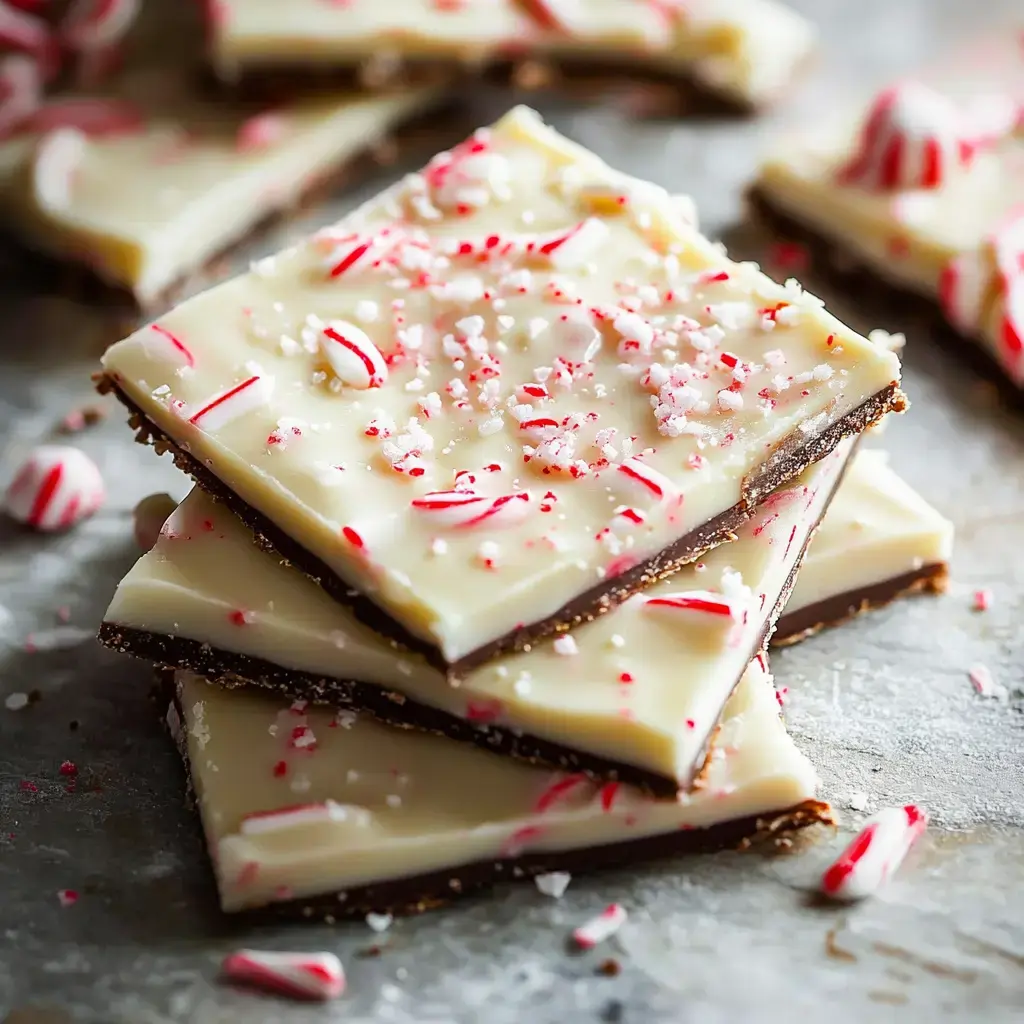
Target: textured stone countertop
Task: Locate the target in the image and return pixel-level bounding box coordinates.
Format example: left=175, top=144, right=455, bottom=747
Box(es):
left=1, top=1, right=1022, bottom=1022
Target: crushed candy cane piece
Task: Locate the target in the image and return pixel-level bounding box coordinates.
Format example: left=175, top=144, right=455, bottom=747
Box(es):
left=188, top=375, right=274, bottom=431
left=820, top=804, right=928, bottom=900
left=534, top=871, right=572, bottom=898
left=321, top=321, right=388, bottom=389
left=5, top=445, right=104, bottom=531
left=838, top=82, right=971, bottom=192
left=222, top=949, right=345, bottom=1001
left=572, top=903, right=627, bottom=948
left=972, top=589, right=992, bottom=612
left=33, top=128, right=86, bottom=210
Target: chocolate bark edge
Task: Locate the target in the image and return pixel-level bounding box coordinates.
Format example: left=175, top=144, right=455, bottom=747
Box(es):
left=747, top=187, right=1024, bottom=408
left=772, top=562, right=949, bottom=647
left=95, top=372, right=903, bottom=677
left=0, top=96, right=461, bottom=317
left=97, top=437, right=854, bottom=797
left=162, top=674, right=833, bottom=919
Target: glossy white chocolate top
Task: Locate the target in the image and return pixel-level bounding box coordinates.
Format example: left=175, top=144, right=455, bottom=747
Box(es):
left=757, top=36, right=1024, bottom=383
left=785, top=449, right=953, bottom=617
left=173, top=657, right=818, bottom=912
left=102, top=106, right=901, bottom=664
left=106, top=441, right=849, bottom=784
left=209, top=0, right=815, bottom=108
left=0, top=3, right=437, bottom=303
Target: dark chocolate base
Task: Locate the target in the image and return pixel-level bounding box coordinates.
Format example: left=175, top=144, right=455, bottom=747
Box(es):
left=772, top=563, right=949, bottom=647
left=747, top=188, right=1024, bottom=409
left=96, top=373, right=904, bottom=678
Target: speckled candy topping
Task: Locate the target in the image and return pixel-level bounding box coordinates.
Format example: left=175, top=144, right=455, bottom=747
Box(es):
left=100, top=106, right=904, bottom=672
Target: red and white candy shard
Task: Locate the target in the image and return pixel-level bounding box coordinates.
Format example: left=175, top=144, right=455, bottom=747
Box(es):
left=616, top=455, right=677, bottom=503
left=5, top=445, right=104, bottom=531
left=643, top=589, right=744, bottom=622
left=572, top=903, right=628, bottom=948
left=221, top=949, right=345, bottom=1002
left=820, top=804, right=928, bottom=901
left=536, top=218, right=610, bottom=270
left=0, top=54, right=41, bottom=140
left=145, top=323, right=194, bottom=370
left=132, top=492, right=177, bottom=552
left=0, top=2, right=50, bottom=58
left=993, top=212, right=1024, bottom=368
left=239, top=800, right=350, bottom=836
left=838, top=82, right=970, bottom=192
left=61, top=0, right=139, bottom=51
left=411, top=489, right=531, bottom=529
left=33, top=128, right=86, bottom=211
left=188, top=375, right=274, bottom=432
left=938, top=250, right=989, bottom=334
left=321, top=321, right=388, bottom=389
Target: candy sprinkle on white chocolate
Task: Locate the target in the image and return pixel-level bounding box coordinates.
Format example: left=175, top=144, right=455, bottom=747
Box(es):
left=102, top=106, right=902, bottom=668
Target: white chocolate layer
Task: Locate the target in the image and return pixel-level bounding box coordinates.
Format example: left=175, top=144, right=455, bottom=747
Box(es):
left=785, top=449, right=953, bottom=619
left=172, top=658, right=818, bottom=912
left=106, top=441, right=850, bottom=784
left=756, top=36, right=1024, bottom=383
left=101, top=106, right=901, bottom=665
left=0, top=5, right=439, bottom=303
left=210, top=0, right=815, bottom=109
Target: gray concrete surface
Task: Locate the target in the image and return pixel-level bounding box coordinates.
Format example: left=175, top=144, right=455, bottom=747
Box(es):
left=1, top=1, right=1023, bottom=1021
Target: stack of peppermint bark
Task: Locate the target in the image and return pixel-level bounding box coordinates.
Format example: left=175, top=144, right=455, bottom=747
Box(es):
left=95, top=107, right=948, bottom=917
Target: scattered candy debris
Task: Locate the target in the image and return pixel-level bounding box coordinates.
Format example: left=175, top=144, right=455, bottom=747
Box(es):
left=969, top=664, right=1007, bottom=700
left=572, top=903, right=627, bottom=949
left=820, top=805, right=928, bottom=900
left=5, top=692, right=29, bottom=711
left=221, top=949, right=345, bottom=1001
left=4, top=445, right=104, bottom=531
left=534, top=871, right=572, bottom=898
left=365, top=912, right=393, bottom=933
left=56, top=889, right=79, bottom=907
left=972, top=589, right=992, bottom=612
left=847, top=791, right=869, bottom=812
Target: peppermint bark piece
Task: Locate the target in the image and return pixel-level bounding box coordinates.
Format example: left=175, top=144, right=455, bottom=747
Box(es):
left=102, top=441, right=851, bottom=795
left=753, top=37, right=1024, bottom=391
left=0, top=2, right=441, bottom=307
left=100, top=106, right=905, bottom=673
left=168, top=658, right=829, bottom=916
left=206, top=0, right=815, bottom=112
left=775, top=450, right=953, bottom=644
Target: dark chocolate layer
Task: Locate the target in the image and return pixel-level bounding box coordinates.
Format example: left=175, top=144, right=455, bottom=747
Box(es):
left=772, top=563, right=949, bottom=647
left=748, top=188, right=1024, bottom=406
left=96, top=373, right=903, bottom=678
